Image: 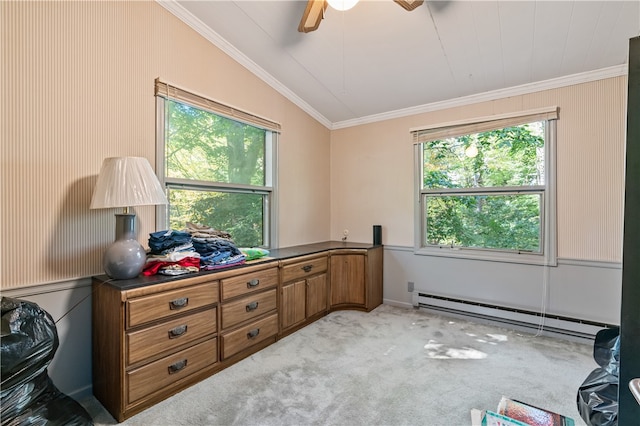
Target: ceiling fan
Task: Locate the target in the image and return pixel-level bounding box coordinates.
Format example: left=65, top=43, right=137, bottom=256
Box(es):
left=298, top=0, right=424, bottom=33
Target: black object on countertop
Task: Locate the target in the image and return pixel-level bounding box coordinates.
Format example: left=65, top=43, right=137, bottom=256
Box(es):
left=373, top=225, right=382, bottom=246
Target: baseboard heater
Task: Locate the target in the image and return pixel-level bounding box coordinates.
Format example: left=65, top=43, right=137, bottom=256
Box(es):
left=412, top=292, right=613, bottom=339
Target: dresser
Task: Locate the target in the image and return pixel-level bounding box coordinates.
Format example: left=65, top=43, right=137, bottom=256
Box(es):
left=92, top=242, right=382, bottom=422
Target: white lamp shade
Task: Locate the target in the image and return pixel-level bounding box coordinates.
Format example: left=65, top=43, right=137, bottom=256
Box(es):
left=90, top=157, right=168, bottom=209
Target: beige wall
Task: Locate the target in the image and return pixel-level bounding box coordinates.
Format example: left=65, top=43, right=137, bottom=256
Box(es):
left=1, top=1, right=331, bottom=289
left=1, top=1, right=626, bottom=291
left=331, top=77, right=627, bottom=263
left=1, top=1, right=628, bottom=399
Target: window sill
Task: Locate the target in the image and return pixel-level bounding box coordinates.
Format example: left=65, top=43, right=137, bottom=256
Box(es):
left=413, top=246, right=557, bottom=266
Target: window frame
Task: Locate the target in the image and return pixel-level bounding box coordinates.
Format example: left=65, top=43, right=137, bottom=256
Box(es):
left=413, top=111, right=557, bottom=266
left=155, top=82, right=278, bottom=249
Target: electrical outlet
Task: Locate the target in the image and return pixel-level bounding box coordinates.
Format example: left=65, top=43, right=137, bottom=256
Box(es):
left=408, top=281, right=414, bottom=292
left=343, top=229, right=349, bottom=237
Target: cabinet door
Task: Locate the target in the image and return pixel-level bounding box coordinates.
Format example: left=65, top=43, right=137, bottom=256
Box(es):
left=330, top=254, right=365, bottom=306
left=306, top=273, right=327, bottom=318
left=281, top=280, right=306, bottom=329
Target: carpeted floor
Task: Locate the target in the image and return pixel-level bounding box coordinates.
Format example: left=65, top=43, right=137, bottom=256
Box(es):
left=81, top=304, right=595, bottom=425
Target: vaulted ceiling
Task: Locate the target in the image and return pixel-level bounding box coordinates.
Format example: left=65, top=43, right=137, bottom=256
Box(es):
left=160, top=1, right=640, bottom=128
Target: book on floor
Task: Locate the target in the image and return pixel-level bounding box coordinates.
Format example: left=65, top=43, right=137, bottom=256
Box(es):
left=484, top=410, right=530, bottom=426
left=496, top=396, right=575, bottom=426
left=471, top=408, right=531, bottom=426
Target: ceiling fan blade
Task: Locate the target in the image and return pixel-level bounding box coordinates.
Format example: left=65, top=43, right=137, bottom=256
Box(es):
left=394, top=0, right=424, bottom=11
left=298, top=0, right=327, bottom=33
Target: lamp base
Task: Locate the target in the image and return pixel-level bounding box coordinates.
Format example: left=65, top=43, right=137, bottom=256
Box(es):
left=103, top=213, right=146, bottom=280
left=103, top=239, right=146, bottom=280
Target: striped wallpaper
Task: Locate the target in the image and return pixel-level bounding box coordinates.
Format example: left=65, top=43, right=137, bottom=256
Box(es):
left=2, top=1, right=179, bottom=287
left=553, top=78, right=626, bottom=262
left=1, top=1, right=629, bottom=289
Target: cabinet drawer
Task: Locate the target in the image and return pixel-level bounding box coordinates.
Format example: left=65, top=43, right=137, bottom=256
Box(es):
left=126, top=338, right=217, bottom=405
left=127, top=307, right=217, bottom=366
left=221, top=313, right=278, bottom=360
left=220, top=267, right=278, bottom=301
left=127, top=281, right=218, bottom=328
left=221, top=288, right=277, bottom=330
left=281, top=256, right=328, bottom=283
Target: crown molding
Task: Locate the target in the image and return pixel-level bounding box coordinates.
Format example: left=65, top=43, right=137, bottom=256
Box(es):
left=156, top=1, right=627, bottom=132
left=156, top=0, right=333, bottom=129
left=331, top=64, right=628, bottom=129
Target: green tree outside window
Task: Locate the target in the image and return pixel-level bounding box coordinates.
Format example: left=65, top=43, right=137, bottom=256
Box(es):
left=422, top=122, right=545, bottom=253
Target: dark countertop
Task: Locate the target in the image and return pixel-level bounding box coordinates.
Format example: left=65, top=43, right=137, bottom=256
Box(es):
left=94, top=241, right=380, bottom=291
left=267, top=240, right=377, bottom=259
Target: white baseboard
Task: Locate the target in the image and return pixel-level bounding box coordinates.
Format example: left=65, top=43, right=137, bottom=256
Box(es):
left=382, top=299, right=413, bottom=309
left=66, top=383, right=94, bottom=401
left=413, top=292, right=609, bottom=341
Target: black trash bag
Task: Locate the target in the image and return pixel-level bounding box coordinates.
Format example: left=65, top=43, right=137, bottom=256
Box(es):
left=577, top=367, right=619, bottom=426
left=576, top=326, right=620, bottom=426
left=593, top=327, right=620, bottom=377
left=1, top=297, right=93, bottom=426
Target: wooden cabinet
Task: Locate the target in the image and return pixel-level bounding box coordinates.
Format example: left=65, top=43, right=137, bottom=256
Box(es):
left=330, top=253, right=365, bottom=306
left=218, top=264, right=279, bottom=360
left=93, top=263, right=279, bottom=422
left=280, top=254, right=328, bottom=333
left=92, top=242, right=382, bottom=422
left=330, top=246, right=383, bottom=312
left=306, top=273, right=328, bottom=318
left=92, top=274, right=220, bottom=422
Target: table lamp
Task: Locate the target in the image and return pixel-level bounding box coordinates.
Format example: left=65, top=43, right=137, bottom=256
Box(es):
left=90, top=157, right=168, bottom=279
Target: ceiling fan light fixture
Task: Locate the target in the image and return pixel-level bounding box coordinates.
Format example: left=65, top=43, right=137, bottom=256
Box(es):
left=327, top=0, right=359, bottom=11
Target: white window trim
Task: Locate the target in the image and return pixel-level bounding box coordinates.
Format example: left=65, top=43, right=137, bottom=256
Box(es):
left=154, top=95, right=279, bottom=249
left=413, top=118, right=557, bottom=266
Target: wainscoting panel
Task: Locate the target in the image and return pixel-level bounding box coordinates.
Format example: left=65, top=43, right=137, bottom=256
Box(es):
left=0, top=246, right=624, bottom=399
left=382, top=246, right=621, bottom=327
left=2, top=279, right=94, bottom=399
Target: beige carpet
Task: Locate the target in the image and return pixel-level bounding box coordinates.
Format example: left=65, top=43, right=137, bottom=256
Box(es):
left=81, top=304, right=595, bottom=425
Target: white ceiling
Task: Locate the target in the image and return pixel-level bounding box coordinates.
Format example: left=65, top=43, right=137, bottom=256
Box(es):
left=161, top=1, right=640, bottom=128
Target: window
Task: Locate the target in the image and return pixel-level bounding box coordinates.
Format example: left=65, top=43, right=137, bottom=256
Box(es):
left=155, top=80, right=278, bottom=248
left=413, top=108, right=557, bottom=265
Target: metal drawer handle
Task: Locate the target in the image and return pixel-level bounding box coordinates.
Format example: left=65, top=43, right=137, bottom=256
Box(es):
left=245, top=301, right=259, bottom=312
left=247, top=328, right=260, bottom=339
left=169, top=297, right=189, bottom=310
left=168, top=359, right=188, bottom=374
left=302, top=265, right=313, bottom=273
left=246, top=279, right=260, bottom=288
left=168, top=325, right=188, bottom=339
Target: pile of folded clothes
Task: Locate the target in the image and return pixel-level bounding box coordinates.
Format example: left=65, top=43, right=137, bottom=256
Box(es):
left=143, top=229, right=201, bottom=276
left=184, top=222, right=246, bottom=270
left=143, top=224, right=269, bottom=276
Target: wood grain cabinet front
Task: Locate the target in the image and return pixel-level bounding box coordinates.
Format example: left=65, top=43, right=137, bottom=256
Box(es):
left=221, top=288, right=277, bottom=330
left=126, top=307, right=217, bottom=366
left=92, top=276, right=220, bottom=422
left=280, top=254, right=328, bottom=334
left=126, top=337, right=218, bottom=405
left=220, top=313, right=278, bottom=359
left=126, top=281, right=218, bottom=328
left=329, top=246, right=383, bottom=312
left=220, top=267, right=278, bottom=301
left=330, top=253, right=365, bottom=306
left=219, top=265, right=280, bottom=361
left=93, top=243, right=382, bottom=422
